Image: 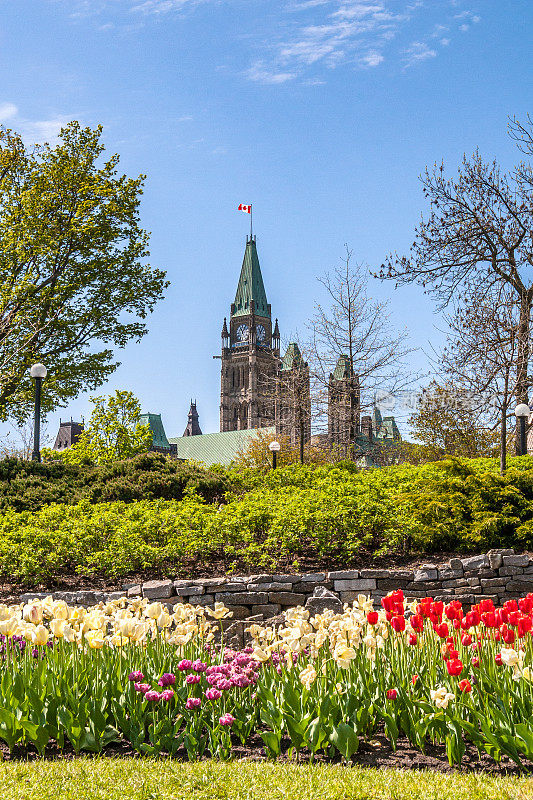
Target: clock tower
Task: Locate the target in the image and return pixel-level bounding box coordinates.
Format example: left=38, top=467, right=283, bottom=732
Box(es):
left=220, top=236, right=280, bottom=431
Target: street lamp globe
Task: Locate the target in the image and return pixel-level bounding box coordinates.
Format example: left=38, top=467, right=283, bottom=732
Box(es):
left=515, top=403, right=530, bottom=418
left=30, top=364, right=47, bottom=379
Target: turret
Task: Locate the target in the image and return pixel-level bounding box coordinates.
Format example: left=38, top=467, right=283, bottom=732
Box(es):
left=183, top=400, right=202, bottom=437
left=273, top=318, right=280, bottom=352
left=221, top=317, right=229, bottom=349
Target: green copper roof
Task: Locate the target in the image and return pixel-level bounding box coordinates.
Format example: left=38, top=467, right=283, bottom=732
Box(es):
left=332, top=355, right=352, bottom=380
left=281, top=343, right=306, bottom=372
left=232, top=238, right=270, bottom=319
left=169, top=427, right=275, bottom=466
left=139, top=413, right=170, bottom=449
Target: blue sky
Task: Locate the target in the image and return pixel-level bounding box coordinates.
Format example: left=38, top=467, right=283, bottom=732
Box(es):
left=1, top=0, right=531, bottom=442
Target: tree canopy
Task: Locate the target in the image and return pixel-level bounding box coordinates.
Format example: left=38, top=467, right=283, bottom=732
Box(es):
left=47, top=390, right=153, bottom=465
left=0, top=122, right=168, bottom=422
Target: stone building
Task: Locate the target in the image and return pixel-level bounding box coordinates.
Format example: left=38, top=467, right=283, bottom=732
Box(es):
left=183, top=401, right=202, bottom=437
left=276, top=342, right=311, bottom=448
left=169, top=236, right=401, bottom=465
left=328, top=355, right=361, bottom=448
left=53, top=420, right=84, bottom=450
left=219, top=236, right=281, bottom=433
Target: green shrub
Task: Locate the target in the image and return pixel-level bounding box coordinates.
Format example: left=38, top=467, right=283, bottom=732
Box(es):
left=2, top=455, right=533, bottom=583
left=0, top=453, right=228, bottom=512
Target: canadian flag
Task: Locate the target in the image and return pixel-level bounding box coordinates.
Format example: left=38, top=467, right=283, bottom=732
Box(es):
left=238, top=204, right=252, bottom=214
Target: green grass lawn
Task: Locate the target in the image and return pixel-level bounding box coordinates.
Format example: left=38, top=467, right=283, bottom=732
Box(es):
left=0, top=760, right=531, bottom=800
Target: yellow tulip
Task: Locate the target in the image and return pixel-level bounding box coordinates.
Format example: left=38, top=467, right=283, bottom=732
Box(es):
left=63, top=623, right=76, bottom=643
left=117, top=618, right=136, bottom=638
left=109, top=634, right=128, bottom=647
left=32, top=625, right=49, bottom=646
left=52, top=601, right=69, bottom=621
left=299, top=664, right=317, bottom=690
left=85, top=630, right=105, bottom=649
left=157, top=610, right=172, bottom=629
left=0, top=617, right=18, bottom=637
left=50, top=619, right=66, bottom=638
left=23, top=603, right=43, bottom=624
left=130, top=622, right=150, bottom=643
left=333, top=644, right=357, bottom=669
left=206, top=602, right=231, bottom=620
left=522, top=666, right=533, bottom=683
left=252, top=646, right=271, bottom=663
left=145, top=602, right=163, bottom=619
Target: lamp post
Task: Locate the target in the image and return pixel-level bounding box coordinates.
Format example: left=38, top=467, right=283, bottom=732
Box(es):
left=515, top=403, right=530, bottom=457
left=30, top=363, right=47, bottom=462
left=269, top=440, right=281, bottom=469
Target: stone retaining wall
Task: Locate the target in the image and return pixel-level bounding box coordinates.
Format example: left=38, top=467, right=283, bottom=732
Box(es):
left=20, top=548, right=533, bottom=621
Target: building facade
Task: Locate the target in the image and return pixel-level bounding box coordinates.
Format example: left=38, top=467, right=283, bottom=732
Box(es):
left=219, top=236, right=282, bottom=432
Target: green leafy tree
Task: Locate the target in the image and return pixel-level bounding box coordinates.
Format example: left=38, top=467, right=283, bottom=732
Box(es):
left=408, top=382, right=499, bottom=460
left=50, top=390, right=153, bottom=465
left=0, top=122, right=168, bottom=422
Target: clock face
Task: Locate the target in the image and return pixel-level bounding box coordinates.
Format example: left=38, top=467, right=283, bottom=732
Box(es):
left=256, top=324, right=266, bottom=343
left=236, top=324, right=249, bottom=343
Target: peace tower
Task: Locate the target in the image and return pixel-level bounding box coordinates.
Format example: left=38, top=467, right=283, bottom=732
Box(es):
left=219, top=236, right=281, bottom=431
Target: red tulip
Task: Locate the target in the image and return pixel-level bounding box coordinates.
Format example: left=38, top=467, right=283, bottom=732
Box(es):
left=391, top=615, right=406, bottom=633
left=495, top=653, right=503, bottom=666
left=502, top=625, right=515, bottom=645
left=471, top=656, right=480, bottom=668
left=367, top=611, right=379, bottom=625
left=461, top=634, right=472, bottom=647
left=478, top=599, right=494, bottom=614
left=458, top=678, right=472, bottom=693
left=436, top=622, right=449, bottom=638
left=518, top=616, right=532, bottom=637
left=386, top=689, right=397, bottom=700
left=446, top=658, right=463, bottom=676
left=408, top=633, right=418, bottom=646
left=410, top=614, right=424, bottom=632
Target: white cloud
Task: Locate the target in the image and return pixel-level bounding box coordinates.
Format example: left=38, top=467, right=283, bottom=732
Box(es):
left=403, top=40, right=436, bottom=66
left=20, top=118, right=70, bottom=143
left=239, top=0, right=470, bottom=83
left=52, top=0, right=483, bottom=84
left=0, top=102, right=18, bottom=121
left=360, top=49, right=384, bottom=66
left=131, top=0, right=203, bottom=12
left=0, top=103, right=71, bottom=144
left=247, top=62, right=297, bottom=84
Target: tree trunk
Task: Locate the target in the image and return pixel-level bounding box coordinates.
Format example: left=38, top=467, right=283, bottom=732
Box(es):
left=500, top=411, right=507, bottom=475
left=515, top=292, right=531, bottom=453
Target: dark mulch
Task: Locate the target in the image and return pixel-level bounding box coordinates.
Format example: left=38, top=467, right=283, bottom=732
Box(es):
left=0, top=730, right=530, bottom=774
left=0, top=550, right=483, bottom=603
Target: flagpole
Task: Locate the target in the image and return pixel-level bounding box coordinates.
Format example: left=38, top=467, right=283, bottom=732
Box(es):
left=250, top=204, right=253, bottom=239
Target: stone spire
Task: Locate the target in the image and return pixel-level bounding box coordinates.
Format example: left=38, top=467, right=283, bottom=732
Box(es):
left=183, top=400, right=202, bottom=437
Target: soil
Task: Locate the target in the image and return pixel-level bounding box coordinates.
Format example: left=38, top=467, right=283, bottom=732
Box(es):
left=0, top=549, right=482, bottom=603
left=0, top=729, right=530, bottom=774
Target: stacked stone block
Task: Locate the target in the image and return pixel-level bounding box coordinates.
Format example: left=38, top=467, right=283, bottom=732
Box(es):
left=20, top=550, right=533, bottom=621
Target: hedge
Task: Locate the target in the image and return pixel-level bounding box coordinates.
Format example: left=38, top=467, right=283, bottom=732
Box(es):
left=2, top=456, right=533, bottom=583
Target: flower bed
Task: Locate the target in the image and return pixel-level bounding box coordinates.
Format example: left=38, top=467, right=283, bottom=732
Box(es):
left=1, top=590, right=533, bottom=768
